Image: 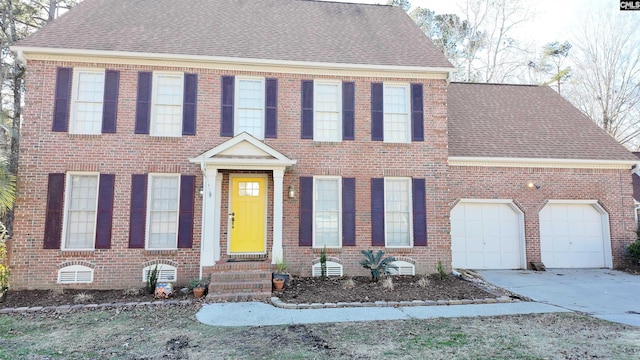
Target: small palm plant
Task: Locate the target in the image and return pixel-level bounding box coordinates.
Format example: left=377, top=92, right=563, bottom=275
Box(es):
left=359, top=250, right=396, bottom=282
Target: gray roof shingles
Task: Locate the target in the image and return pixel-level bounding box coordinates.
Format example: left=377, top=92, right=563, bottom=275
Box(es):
left=17, top=0, right=453, bottom=68
left=448, top=82, right=637, bottom=161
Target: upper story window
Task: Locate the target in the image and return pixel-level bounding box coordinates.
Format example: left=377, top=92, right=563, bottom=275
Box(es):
left=371, top=82, right=424, bottom=143
left=151, top=73, right=184, bottom=137
left=146, top=174, right=181, bottom=250
left=221, top=76, right=277, bottom=139
left=62, top=173, right=99, bottom=250
left=235, top=77, right=265, bottom=139
left=313, top=176, right=342, bottom=248
left=70, top=70, right=105, bottom=134
left=383, top=84, right=410, bottom=143
left=314, top=81, right=342, bottom=142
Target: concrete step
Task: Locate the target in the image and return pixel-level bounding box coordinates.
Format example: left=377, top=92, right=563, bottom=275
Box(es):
left=211, top=270, right=271, bottom=282
left=206, top=291, right=272, bottom=302
left=209, top=280, right=272, bottom=294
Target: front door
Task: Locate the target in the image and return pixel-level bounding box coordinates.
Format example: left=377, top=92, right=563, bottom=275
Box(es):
left=229, top=176, right=267, bottom=253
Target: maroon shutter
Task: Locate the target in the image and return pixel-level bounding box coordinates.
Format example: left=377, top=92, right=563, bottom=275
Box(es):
left=182, top=73, right=198, bottom=135
left=95, top=174, right=115, bottom=249
left=371, top=83, right=383, bottom=141
left=177, top=175, right=195, bottom=248
left=129, top=174, right=147, bottom=248
left=101, top=70, right=119, bottom=133
left=342, top=82, right=355, bottom=140
left=44, top=173, right=65, bottom=249
left=221, top=76, right=235, bottom=137
left=299, top=177, right=313, bottom=246
left=265, top=78, right=278, bottom=138
left=301, top=80, right=314, bottom=139
left=371, top=178, right=385, bottom=246
left=52, top=68, right=72, bottom=132
left=411, top=83, right=424, bottom=141
left=135, top=72, right=152, bottom=134
left=412, top=178, right=427, bottom=246
left=342, top=178, right=356, bottom=246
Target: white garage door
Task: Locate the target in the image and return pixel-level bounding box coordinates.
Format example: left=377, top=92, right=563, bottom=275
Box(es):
left=451, top=202, right=523, bottom=269
left=539, top=203, right=607, bottom=268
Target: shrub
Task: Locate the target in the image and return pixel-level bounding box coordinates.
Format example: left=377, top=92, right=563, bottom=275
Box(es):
left=275, top=257, right=288, bottom=274
left=418, top=276, right=430, bottom=288
left=320, top=245, right=327, bottom=281
left=382, top=277, right=394, bottom=290
left=436, top=260, right=447, bottom=280
left=628, top=240, right=640, bottom=264
left=146, top=264, right=159, bottom=294
left=0, top=223, right=9, bottom=295
left=359, top=250, right=396, bottom=282
left=73, top=292, right=94, bottom=304
left=342, top=278, right=356, bottom=290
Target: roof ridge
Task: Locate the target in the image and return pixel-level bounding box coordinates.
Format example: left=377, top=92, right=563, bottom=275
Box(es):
left=450, top=82, right=542, bottom=88
left=298, top=0, right=392, bottom=7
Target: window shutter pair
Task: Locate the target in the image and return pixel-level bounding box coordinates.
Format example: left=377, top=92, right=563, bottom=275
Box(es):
left=370, top=178, right=427, bottom=246
left=299, top=177, right=356, bottom=247
left=43, top=173, right=116, bottom=249
left=135, top=72, right=198, bottom=135
left=300, top=81, right=355, bottom=140
left=220, top=76, right=278, bottom=138
left=128, top=174, right=195, bottom=249
left=370, top=83, right=424, bottom=141
left=52, top=67, right=120, bottom=133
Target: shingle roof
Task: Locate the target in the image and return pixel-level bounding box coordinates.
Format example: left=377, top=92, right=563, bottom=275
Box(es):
left=17, top=0, right=453, bottom=68
left=448, top=82, right=637, bottom=161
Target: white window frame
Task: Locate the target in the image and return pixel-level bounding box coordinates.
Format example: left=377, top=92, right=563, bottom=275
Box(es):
left=383, top=83, right=411, bottom=144
left=61, top=172, right=100, bottom=251
left=70, top=68, right=105, bottom=135
left=150, top=72, right=184, bottom=137
left=145, top=173, right=181, bottom=250
left=313, top=80, right=342, bottom=142
left=312, top=176, right=342, bottom=248
left=234, top=76, right=265, bottom=139
left=384, top=177, right=413, bottom=248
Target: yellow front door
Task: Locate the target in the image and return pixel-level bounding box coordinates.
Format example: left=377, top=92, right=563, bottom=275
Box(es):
left=229, top=176, right=267, bottom=253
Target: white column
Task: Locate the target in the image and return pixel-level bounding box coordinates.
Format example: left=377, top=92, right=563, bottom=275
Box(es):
left=200, top=167, right=218, bottom=268
left=272, top=168, right=285, bottom=264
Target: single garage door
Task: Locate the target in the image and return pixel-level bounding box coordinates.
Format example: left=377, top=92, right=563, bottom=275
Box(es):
left=451, top=201, right=523, bottom=269
left=539, top=202, right=608, bottom=268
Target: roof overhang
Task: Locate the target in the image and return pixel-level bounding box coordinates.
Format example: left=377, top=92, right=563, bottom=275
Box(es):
left=448, top=156, right=637, bottom=170
left=11, top=46, right=455, bottom=80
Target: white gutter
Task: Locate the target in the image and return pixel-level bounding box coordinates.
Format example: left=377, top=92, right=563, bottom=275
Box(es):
left=449, top=156, right=638, bottom=170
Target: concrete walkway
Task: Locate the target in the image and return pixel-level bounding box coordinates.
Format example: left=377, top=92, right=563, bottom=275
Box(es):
left=196, top=301, right=567, bottom=327
left=477, top=269, right=640, bottom=327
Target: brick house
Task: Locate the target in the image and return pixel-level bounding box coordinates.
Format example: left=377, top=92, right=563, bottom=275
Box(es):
left=9, top=0, right=637, bottom=297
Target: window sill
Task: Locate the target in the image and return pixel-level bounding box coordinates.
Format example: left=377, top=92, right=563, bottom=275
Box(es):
left=312, top=247, right=342, bottom=254
left=382, top=142, right=412, bottom=147
left=68, top=133, right=101, bottom=138
left=145, top=249, right=179, bottom=255
left=313, top=141, right=342, bottom=146
left=148, top=135, right=182, bottom=140
left=59, top=249, right=96, bottom=256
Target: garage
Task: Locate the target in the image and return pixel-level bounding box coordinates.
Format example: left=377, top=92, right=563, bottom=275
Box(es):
left=539, top=201, right=611, bottom=268
left=451, top=201, right=524, bottom=269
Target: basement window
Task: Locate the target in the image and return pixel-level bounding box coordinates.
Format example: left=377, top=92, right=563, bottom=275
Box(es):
left=312, top=261, right=343, bottom=277
left=142, top=264, right=177, bottom=282
left=57, top=265, right=94, bottom=284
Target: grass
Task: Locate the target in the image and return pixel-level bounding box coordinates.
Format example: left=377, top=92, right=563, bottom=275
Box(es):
left=0, top=306, right=639, bottom=359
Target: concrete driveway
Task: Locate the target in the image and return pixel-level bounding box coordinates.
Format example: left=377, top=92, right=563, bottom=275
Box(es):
left=477, top=269, right=640, bottom=327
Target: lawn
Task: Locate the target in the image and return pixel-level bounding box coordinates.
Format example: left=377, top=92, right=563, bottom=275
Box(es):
left=1, top=305, right=639, bottom=359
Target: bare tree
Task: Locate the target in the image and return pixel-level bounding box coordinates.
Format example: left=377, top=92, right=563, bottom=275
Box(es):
left=527, top=41, right=572, bottom=94
left=566, top=11, right=640, bottom=148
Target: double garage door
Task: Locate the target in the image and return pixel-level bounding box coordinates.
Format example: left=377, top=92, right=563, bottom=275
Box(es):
left=451, top=201, right=609, bottom=269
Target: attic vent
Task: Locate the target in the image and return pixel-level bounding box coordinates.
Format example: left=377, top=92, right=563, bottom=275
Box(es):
left=142, top=264, right=177, bottom=282
left=57, top=265, right=94, bottom=284
left=388, top=261, right=415, bottom=276
left=312, top=261, right=343, bottom=277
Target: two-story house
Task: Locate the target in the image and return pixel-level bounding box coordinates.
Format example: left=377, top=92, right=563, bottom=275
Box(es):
left=10, top=0, right=637, bottom=300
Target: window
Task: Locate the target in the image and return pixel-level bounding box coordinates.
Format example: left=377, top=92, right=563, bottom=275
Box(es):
left=142, top=264, right=177, bottom=282
left=151, top=73, right=184, bottom=136
left=62, top=173, right=99, bottom=250
left=312, top=261, right=343, bottom=276
left=58, top=265, right=94, bottom=284
left=385, top=177, right=412, bottom=247
left=235, top=77, right=265, bottom=139
left=313, top=177, right=341, bottom=247
left=147, top=174, right=180, bottom=249
left=314, top=81, right=342, bottom=141
left=70, top=69, right=105, bottom=134
left=383, top=84, right=410, bottom=143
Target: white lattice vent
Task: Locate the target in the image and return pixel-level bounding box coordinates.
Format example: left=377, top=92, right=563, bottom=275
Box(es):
left=388, top=261, right=415, bottom=275
left=57, top=265, right=94, bottom=284
left=142, top=264, right=177, bottom=282
left=312, top=261, right=343, bottom=277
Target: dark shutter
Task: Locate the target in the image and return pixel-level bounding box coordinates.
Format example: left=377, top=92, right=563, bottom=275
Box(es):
left=371, top=83, right=384, bottom=141
left=301, top=80, right=314, bottom=139
left=342, top=178, right=356, bottom=246
left=52, top=68, right=72, bottom=132
left=44, top=173, right=65, bottom=249
left=177, top=175, right=195, bottom=248
left=342, top=82, right=355, bottom=140
left=101, top=70, right=119, bottom=133
left=371, top=178, right=385, bottom=246
left=95, top=174, right=115, bottom=249
left=411, top=83, right=424, bottom=141
left=265, top=78, right=278, bottom=138
left=412, top=178, right=427, bottom=246
left=221, top=76, right=235, bottom=137
left=299, top=177, right=313, bottom=246
left=182, top=73, right=198, bottom=135
left=129, top=174, right=147, bottom=248
left=135, top=72, right=152, bottom=134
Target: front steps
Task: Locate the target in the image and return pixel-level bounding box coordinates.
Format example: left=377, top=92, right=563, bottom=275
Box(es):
left=206, top=259, right=272, bottom=302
